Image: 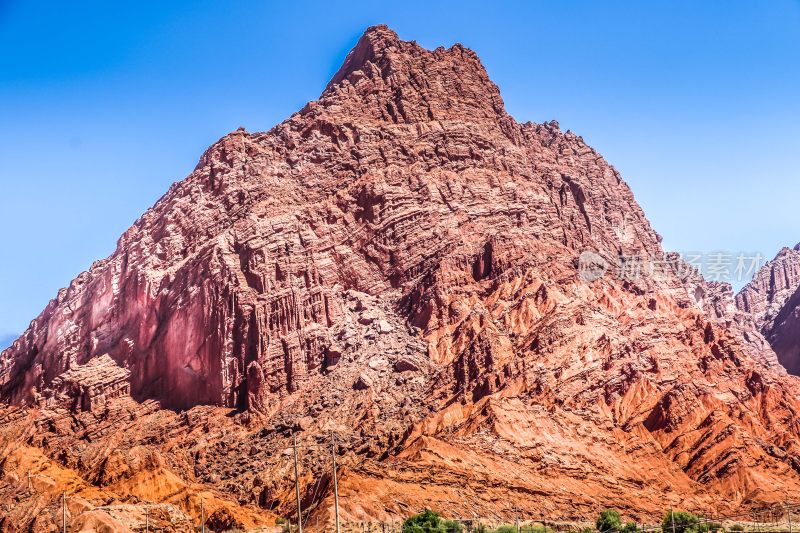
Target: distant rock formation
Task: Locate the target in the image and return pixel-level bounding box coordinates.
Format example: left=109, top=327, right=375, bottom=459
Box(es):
left=738, top=244, right=800, bottom=373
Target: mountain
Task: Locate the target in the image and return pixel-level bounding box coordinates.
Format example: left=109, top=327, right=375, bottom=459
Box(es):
left=2, top=25, right=800, bottom=530
left=737, top=245, right=800, bottom=374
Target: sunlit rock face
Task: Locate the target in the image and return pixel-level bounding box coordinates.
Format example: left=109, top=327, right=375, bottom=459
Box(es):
left=2, top=25, right=800, bottom=530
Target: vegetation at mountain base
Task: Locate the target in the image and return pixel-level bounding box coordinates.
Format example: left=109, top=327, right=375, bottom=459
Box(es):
left=403, top=509, right=463, bottom=533
left=596, top=509, right=638, bottom=533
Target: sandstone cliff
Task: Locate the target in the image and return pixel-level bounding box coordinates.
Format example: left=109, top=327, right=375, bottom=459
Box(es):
left=2, top=25, right=800, bottom=530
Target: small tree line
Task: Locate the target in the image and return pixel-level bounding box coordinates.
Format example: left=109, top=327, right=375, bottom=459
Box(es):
left=595, top=509, right=725, bottom=533
left=400, top=509, right=745, bottom=533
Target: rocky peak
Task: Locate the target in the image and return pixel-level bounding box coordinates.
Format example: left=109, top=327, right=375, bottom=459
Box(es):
left=326, top=25, right=403, bottom=89
left=737, top=244, right=800, bottom=374
left=736, top=245, right=800, bottom=327
left=318, top=25, right=508, bottom=125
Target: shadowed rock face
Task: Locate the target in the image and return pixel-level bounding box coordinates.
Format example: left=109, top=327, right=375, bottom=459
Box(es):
left=738, top=245, right=800, bottom=374
left=767, top=286, right=800, bottom=374
left=2, top=25, right=800, bottom=529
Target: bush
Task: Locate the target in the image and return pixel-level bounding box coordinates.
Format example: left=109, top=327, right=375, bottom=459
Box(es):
left=662, top=511, right=700, bottom=533
left=597, top=510, right=623, bottom=532
left=493, top=526, right=517, bottom=533
left=594, top=509, right=641, bottom=533
left=403, top=509, right=463, bottom=533
left=520, top=526, right=549, bottom=533
left=730, top=526, right=744, bottom=532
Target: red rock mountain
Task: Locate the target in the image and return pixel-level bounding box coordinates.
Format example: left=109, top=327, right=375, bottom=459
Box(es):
left=2, top=25, right=800, bottom=530
left=737, top=245, right=800, bottom=374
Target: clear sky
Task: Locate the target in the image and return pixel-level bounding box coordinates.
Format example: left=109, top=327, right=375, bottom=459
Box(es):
left=1, top=1, right=798, bottom=348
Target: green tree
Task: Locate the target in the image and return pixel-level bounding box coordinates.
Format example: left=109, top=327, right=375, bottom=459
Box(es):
left=403, top=509, right=463, bottom=533
left=595, top=509, right=639, bottom=533
left=662, top=511, right=700, bottom=533
left=597, top=510, right=623, bottom=532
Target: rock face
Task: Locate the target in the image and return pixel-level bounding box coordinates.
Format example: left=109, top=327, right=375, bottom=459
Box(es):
left=767, top=286, right=800, bottom=375
left=737, top=245, right=800, bottom=330
left=737, top=245, right=800, bottom=374
left=2, top=25, right=800, bottom=529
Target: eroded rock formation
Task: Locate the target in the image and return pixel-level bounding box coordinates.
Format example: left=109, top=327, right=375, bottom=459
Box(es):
left=738, top=245, right=800, bottom=374
left=2, top=25, right=800, bottom=530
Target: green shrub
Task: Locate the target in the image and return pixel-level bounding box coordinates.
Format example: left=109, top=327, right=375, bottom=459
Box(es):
left=597, top=510, right=623, bottom=532
left=403, top=509, right=463, bottom=533
left=594, top=509, right=641, bottom=533
left=662, top=511, right=700, bottom=533
left=730, top=526, right=744, bottom=532
left=520, top=526, right=548, bottom=533
left=493, top=526, right=517, bottom=533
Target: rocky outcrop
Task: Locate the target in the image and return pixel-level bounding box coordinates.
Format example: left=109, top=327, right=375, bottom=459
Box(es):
left=737, top=244, right=800, bottom=329
left=49, top=354, right=130, bottom=412
left=738, top=245, right=800, bottom=374
left=2, top=25, right=800, bottom=530
left=765, top=285, right=800, bottom=374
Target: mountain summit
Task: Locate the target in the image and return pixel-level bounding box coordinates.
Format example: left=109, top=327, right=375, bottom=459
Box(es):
left=1, top=26, right=800, bottom=529
left=322, top=25, right=507, bottom=124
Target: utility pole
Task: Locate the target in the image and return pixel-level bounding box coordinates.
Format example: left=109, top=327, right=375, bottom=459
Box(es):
left=788, top=503, right=793, bottom=533
left=145, top=506, right=149, bottom=533
left=293, top=433, right=304, bottom=533
left=27, top=471, right=31, bottom=492
left=671, top=508, right=676, bottom=533
left=200, top=498, right=205, bottom=533
left=332, top=431, right=341, bottom=533
left=62, top=491, right=67, bottom=533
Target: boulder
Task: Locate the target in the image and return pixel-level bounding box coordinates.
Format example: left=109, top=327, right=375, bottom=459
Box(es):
left=393, top=359, right=420, bottom=373
left=353, top=373, right=374, bottom=390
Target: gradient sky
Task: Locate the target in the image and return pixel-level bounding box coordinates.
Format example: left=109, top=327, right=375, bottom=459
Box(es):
left=1, top=1, right=799, bottom=347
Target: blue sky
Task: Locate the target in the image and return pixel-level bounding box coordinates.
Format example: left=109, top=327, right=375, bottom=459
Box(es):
left=1, top=1, right=798, bottom=347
